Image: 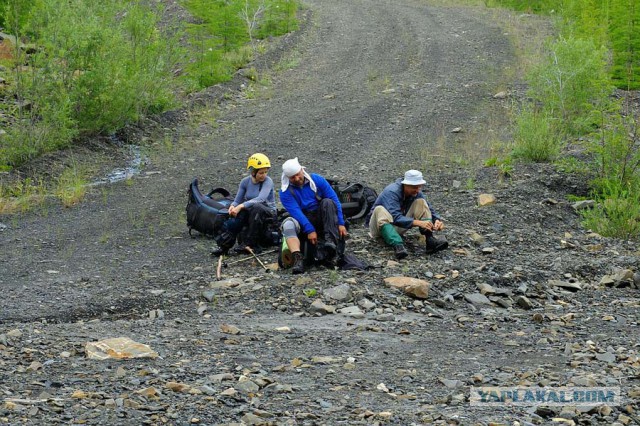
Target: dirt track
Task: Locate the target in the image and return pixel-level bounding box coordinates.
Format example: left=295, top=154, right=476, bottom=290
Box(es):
left=1, top=1, right=639, bottom=425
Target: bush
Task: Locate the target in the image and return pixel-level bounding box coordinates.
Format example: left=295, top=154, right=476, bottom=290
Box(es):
left=512, top=107, right=561, bottom=162
left=527, top=36, right=612, bottom=135
left=581, top=180, right=640, bottom=239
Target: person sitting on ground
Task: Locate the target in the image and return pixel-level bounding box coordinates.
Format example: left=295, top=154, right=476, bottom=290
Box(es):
left=367, top=169, right=448, bottom=259
left=280, top=157, right=348, bottom=274
left=212, top=153, right=277, bottom=256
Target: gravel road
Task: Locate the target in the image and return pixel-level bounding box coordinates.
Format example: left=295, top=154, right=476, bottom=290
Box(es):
left=1, top=1, right=638, bottom=425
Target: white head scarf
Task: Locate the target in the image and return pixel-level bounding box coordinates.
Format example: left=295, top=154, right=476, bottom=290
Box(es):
left=281, top=157, right=316, bottom=192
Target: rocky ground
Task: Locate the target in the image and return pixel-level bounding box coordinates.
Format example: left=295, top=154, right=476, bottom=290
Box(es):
left=1, top=0, right=639, bottom=425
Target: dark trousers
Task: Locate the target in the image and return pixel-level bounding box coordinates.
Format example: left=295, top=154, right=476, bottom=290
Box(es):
left=223, top=203, right=276, bottom=247
left=305, top=198, right=340, bottom=248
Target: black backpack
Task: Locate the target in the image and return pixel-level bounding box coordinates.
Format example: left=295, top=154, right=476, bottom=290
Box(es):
left=327, top=180, right=378, bottom=222
left=186, top=178, right=234, bottom=238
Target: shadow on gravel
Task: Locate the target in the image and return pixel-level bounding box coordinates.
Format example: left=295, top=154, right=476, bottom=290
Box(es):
left=0, top=296, right=162, bottom=324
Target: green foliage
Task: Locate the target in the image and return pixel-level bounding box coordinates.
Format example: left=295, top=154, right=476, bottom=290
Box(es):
left=484, top=0, right=557, bottom=13
left=27, top=0, right=178, bottom=134
left=527, top=36, right=612, bottom=135
left=0, top=0, right=179, bottom=168
left=182, top=0, right=298, bottom=90
left=490, top=0, right=640, bottom=90
left=587, top=114, right=640, bottom=192
left=581, top=180, right=640, bottom=239
left=303, top=288, right=317, bottom=297
left=0, top=0, right=40, bottom=34
left=255, top=0, right=298, bottom=38
left=55, top=164, right=88, bottom=207
left=512, top=107, right=562, bottom=162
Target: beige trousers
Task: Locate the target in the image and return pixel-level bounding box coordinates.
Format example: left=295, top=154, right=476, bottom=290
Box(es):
left=369, top=198, right=432, bottom=238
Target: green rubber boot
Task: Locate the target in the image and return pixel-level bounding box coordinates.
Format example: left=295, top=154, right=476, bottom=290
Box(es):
left=380, top=224, right=407, bottom=259
left=379, top=223, right=403, bottom=246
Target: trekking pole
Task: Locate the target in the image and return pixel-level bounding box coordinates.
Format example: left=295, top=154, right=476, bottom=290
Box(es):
left=216, top=254, right=224, bottom=280
left=223, top=249, right=277, bottom=267
left=246, top=247, right=270, bottom=272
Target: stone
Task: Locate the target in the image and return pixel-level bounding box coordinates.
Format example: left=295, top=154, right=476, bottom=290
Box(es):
left=166, top=382, right=190, bottom=393
left=7, top=329, right=22, bottom=338
left=209, top=373, right=234, bottom=383
left=309, top=299, right=335, bottom=315
left=85, top=337, right=158, bottom=360
left=549, top=280, right=582, bottom=292
left=595, top=352, right=616, bottom=363
left=478, top=194, right=496, bottom=207
left=464, top=293, right=492, bottom=306
left=375, top=313, right=394, bottom=322
left=516, top=296, right=534, bottom=310
left=469, top=232, right=485, bottom=245
left=383, top=276, right=430, bottom=299
left=358, top=298, right=376, bottom=310
left=202, top=290, right=216, bottom=302
left=149, top=309, right=165, bottom=320
left=220, top=324, right=241, bottom=335
left=209, top=278, right=243, bottom=289
left=477, top=283, right=495, bottom=294
left=571, top=200, right=595, bottom=210
left=323, top=284, right=352, bottom=302
left=235, top=380, right=259, bottom=394
left=338, top=306, right=365, bottom=319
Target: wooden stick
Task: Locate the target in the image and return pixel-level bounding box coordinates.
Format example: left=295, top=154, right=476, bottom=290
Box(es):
left=216, top=254, right=223, bottom=280
left=247, top=247, right=269, bottom=271
left=223, top=249, right=277, bottom=266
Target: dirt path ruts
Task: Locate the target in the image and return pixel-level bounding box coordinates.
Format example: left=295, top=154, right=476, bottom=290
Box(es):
left=0, top=0, right=512, bottom=323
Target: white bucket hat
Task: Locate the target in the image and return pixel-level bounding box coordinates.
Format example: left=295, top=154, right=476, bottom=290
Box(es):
left=401, top=170, right=426, bottom=186
left=281, top=157, right=316, bottom=192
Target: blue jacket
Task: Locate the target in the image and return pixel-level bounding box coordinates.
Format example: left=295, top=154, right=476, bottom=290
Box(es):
left=280, top=173, right=345, bottom=234
left=367, top=178, right=441, bottom=229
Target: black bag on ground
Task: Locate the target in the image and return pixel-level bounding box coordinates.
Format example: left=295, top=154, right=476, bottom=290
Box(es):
left=186, top=178, right=234, bottom=238
left=327, top=179, right=378, bottom=222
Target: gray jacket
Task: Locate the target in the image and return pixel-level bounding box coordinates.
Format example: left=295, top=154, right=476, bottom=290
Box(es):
left=367, top=178, right=441, bottom=229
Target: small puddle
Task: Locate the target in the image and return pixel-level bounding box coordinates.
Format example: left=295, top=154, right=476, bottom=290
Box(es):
left=88, top=143, right=145, bottom=187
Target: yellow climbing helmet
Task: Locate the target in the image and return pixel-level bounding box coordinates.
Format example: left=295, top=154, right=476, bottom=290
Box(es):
left=247, top=153, right=271, bottom=170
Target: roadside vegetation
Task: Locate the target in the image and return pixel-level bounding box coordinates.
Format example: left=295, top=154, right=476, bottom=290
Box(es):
left=0, top=0, right=298, bottom=211
left=485, top=0, right=640, bottom=239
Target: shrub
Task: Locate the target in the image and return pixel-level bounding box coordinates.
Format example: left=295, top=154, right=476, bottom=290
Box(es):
left=512, top=107, right=561, bottom=162
left=527, top=36, right=612, bottom=135
left=581, top=180, right=640, bottom=239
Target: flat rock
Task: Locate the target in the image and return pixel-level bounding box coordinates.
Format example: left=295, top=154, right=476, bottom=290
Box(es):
left=338, top=306, right=365, bottom=318
left=323, top=283, right=352, bottom=302
left=309, top=299, right=335, bottom=315
left=478, top=194, right=496, bottom=207
left=383, top=276, right=430, bottom=299
left=549, top=280, right=582, bottom=292
left=464, top=293, right=492, bottom=305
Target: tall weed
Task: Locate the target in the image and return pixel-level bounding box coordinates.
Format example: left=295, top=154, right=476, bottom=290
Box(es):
left=512, top=107, right=561, bottom=162
left=527, top=36, right=612, bottom=135
left=581, top=180, right=640, bottom=240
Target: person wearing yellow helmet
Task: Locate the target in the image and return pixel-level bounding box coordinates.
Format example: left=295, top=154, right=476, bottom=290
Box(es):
left=212, top=153, right=277, bottom=256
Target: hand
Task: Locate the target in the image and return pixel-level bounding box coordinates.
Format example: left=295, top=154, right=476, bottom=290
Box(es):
left=338, top=225, right=348, bottom=238
left=307, top=232, right=318, bottom=245
left=433, top=219, right=445, bottom=231
left=228, top=204, right=243, bottom=217
left=413, top=219, right=433, bottom=231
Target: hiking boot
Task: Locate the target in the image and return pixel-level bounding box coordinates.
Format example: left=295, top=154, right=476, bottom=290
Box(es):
left=292, top=251, right=305, bottom=274
left=211, top=246, right=228, bottom=257
left=425, top=233, right=448, bottom=254
left=394, top=244, right=409, bottom=260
